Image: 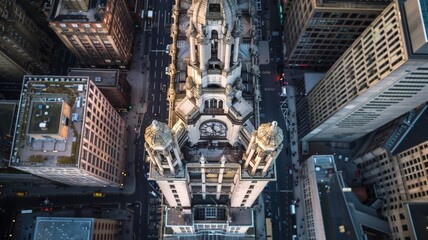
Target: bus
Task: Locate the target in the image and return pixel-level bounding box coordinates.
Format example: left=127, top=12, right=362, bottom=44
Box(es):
left=290, top=204, right=296, bottom=215
left=265, top=218, right=273, bottom=240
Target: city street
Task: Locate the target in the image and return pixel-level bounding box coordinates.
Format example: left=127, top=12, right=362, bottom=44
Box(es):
left=256, top=1, right=297, bottom=239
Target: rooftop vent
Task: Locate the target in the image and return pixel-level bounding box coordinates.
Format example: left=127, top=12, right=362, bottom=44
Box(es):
left=39, top=122, right=48, bottom=130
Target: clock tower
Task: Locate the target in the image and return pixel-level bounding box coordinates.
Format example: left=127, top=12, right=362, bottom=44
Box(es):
left=144, top=0, right=284, bottom=237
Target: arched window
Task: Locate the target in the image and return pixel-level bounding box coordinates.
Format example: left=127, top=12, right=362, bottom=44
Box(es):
left=211, top=30, right=218, bottom=58
left=209, top=99, right=217, bottom=108
left=203, top=98, right=224, bottom=114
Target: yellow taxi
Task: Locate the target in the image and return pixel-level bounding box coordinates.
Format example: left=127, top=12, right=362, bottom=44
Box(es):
left=16, top=191, right=27, bottom=197
left=93, top=192, right=105, bottom=198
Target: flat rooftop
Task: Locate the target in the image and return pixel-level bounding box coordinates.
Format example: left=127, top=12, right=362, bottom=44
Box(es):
left=33, top=217, right=93, bottom=240
left=10, top=76, right=89, bottom=167
left=183, top=142, right=243, bottom=163
left=51, top=0, right=107, bottom=22
left=229, top=208, right=253, bottom=226
left=320, top=172, right=358, bottom=240
left=166, top=208, right=193, bottom=226
left=166, top=205, right=253, bottom=226
left=405, top=202, right=428, bottom=240
left=305, top=155, right=359, bottom=239
left=308, top=155, right=389, bottom=239
left=68, top=68, right=118, bottom=87
left=28, top=100, right=64, bottom=135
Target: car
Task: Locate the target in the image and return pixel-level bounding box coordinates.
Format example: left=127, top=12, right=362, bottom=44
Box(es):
left=93, top=192, right=105, bottom=198
left=280, top=86, right=287, bottom=96
left=41, top=207, right=52, bottom=212
left=16, top=191, right=27, bottom=197
left=165, top=67, right=169, bottom=75
left=339, top=225, right=346, bottom=233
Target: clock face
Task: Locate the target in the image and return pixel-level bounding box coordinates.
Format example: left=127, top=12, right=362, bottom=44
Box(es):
left=200, top=121, right=227, bottom=137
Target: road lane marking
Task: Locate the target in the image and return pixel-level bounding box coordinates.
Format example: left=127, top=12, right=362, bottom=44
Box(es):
left=158, top=105, right=161, bottom=113
left=157, top=10, right=161, bottom=34
left=151, top=105, right=154, bottom=113
left=164, top=10, right=167, bottom=27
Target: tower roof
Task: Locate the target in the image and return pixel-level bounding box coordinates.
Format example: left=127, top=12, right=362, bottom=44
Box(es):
left=191, top=0, right=236, bottom=28
left=256, top=121, right=283, bottom=150
left=144, top=120, right=173, bottom=148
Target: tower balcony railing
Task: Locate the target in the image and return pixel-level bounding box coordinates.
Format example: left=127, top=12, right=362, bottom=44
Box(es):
left=203, top=108, right=224, bottom=114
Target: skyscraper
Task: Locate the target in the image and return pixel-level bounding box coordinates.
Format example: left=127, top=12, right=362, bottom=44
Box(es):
left=283, top=0, right=391, bottom=70
left=354, top=104, right=428, bottom=239
left=68, top=68, right=131, bottom=109
left=48, top=0, right=134, bottom=68
left=300, top=0, right=428, bottom=142
left=144, top=0, right=283, bottom=237
left=299, top=155, right=390, bottom=240
left=0, top=0, right=53, bottom=82
left=10, top=75, right=127, bottom=187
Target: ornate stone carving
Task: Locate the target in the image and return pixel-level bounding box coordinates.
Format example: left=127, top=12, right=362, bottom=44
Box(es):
left=198, top=24, right=209, bottom=45
left=187, top=21, right=197, bottom=38
left=232, top=18, right=242, bottom=38
left=235, top=77, right=245, bottom=91
left=224, top=30, right=232, bottom=44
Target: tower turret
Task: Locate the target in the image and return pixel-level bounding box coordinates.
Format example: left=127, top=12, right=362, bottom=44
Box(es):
left=244, top=121, right=283, bottom=176
left=144, top=120, right=183, bottom=175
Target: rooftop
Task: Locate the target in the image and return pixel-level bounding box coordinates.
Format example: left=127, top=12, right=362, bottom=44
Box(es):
left=166, top=208, right=193, bottom=226
left=51, top=0, right=107, bottom=22
left=183, top=142, right=243, bottom=164
left=27, top=100, right=65, bottom=135
left=166, top=205, right=253, bottom=227
left=229, top=208, right=253, bottom=226
left=392, top=105, right=428, bottom=155
left=10, top=76, right=89, bottom=167
left=68, top=68, right=118, bottom=87
left=305, top=155, right=390, bottom=239
left=33, top=217, right=93, bottom=240
left=404, top=202, right=428, bottom=240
